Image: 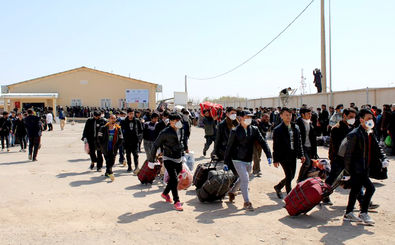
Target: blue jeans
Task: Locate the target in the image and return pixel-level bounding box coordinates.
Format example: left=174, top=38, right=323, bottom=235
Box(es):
left=230, top=160, right=252, bottom=202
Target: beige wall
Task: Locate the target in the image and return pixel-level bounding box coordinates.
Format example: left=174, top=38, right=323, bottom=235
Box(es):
left=8, top=68, right=157, bottom=109
left=219, top=87, right=395, bottom=109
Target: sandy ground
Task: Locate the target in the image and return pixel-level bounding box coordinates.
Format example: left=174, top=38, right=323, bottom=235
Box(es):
left=0, top=122, right=394, bottom=245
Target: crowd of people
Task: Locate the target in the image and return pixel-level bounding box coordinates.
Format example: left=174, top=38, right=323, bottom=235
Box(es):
left=1, top=101, right=394, bottom=223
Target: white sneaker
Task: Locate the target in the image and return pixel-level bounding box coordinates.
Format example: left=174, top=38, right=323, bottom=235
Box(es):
left=359, top=212, right=375, bottom=225
left=344, top=212, right=362, bottom=222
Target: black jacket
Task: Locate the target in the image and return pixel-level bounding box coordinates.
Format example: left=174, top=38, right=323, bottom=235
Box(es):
left=155, top=120, right=168, bottom=138
left=272, top=122, right=304, bottom=163
left=82, top=117, right=107, bottom=146
left=344, top=126, right=386, bottom=176
left=120, top=117, right=143, bottom=146
left=296, top=117, right=318, bottom=158
left=214, top=118, right=239, bottom=160
left=149, top=126, right=188, bottom=162
left=225, top=125, right=272, bottom=164
left=97, top=124, right=123, bottom=156
left=328, top=120, right=353, bottom=161
left=0, top=117, right=12, bottom=136
left=24, top=115, right=42, bottom=138
left=12, top=119, right=27, bottom=137
left=203, top=116, right=216, bottom=137
left=257, top=120, right=271, bottom=139
left=143, top=121, right=158, bottom=141
left=319, top=110, right=329, bottom=126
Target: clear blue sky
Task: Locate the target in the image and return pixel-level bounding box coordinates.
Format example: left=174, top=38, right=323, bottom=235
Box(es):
left=0, top=0, right=394, bottom=101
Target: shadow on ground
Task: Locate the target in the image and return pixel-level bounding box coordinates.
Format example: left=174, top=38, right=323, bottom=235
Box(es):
left=117, top=201, right=172, bottom=224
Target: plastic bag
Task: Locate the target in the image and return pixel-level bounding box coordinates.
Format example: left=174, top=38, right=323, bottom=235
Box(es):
left=177, top=163, right=193, bottom=190
left=84, top=142, right=90, bottom=154
left=184, top=152, right=195, bottom=172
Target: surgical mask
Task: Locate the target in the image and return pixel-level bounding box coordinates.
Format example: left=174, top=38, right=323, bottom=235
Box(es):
left=120, top=117, right=125, bottom=120
left=244, top=118, right=252, bottom=126
left=229, top=114, right=236, bottom=121
left=175, top=121, right=183, bottom=129
left=302, top=119, right=311, bottom=124
left=347, top=118, right=355, bottom=125
left=164, top=118, right=169, bottom=125
left=365, top=119, right=374, bottom=129
left=340, top=109, right=344, bottom=113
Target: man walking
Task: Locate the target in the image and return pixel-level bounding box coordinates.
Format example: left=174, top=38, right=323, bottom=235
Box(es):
left=82, top=111, right=107, bottom=171
left=272, top=108, right=305, bottom=199
left=13, top=112, right=27, bottom=152
left=0, top=111, right=12, bottom=152
left=24, top=109, right=42, bottom=161
left=343, top=109, right=388, bottom=225
left=202, top=110, right=216, bottom=157
left=121, top=109, right=143, bottom=173
left=97, top=114, right=123, bottom=182
left=143, top=113, right=159, bottom=160
left=296, top=108, right=319, bottom=182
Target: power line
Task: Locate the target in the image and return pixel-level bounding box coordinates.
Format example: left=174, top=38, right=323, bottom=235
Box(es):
left=189, top=0, right=316, bottom=81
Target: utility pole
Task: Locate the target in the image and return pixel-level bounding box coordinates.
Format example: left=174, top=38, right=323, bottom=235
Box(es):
left=321, top=0, right=327, bottom=93
left=185, top=75, right=188, bottom=93
left=329, top=0, right=333, bottom=106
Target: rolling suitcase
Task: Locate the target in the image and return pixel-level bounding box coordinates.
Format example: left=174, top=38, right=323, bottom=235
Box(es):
left=138, top=160, right=161, bottom=184
left=284, top=177, right=330, bottom=216
left=193, top=161, right=223, bottom=189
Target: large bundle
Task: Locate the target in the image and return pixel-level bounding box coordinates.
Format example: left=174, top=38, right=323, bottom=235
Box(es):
left=193, top=161, right=235, bottom=203
left=199, top=102, right=223, bottom=119
left=138, top=160, right=161, bottom=184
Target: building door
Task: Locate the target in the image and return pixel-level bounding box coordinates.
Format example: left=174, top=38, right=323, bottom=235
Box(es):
left=22, top=103, right=45, bottom=110
left=101, top=99, right=111, bottom=108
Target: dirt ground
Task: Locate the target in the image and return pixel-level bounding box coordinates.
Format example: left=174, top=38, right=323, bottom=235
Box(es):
left=0, top=122, right=394, bottom=245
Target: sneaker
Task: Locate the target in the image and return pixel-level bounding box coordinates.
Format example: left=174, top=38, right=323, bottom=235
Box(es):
left=122, top=161, right=127, bottom=167
left=243, top=202, right=254, bottom=211
left=343, top=212, right=362, bottom=222
left=274, top=186, right=283, bottom=199
left=133, top=167, right=140, bottom=175
left=322, top=197, right=333, bottom=206
left=19, top=149, right=23, bottom=152
left=127, top=167, right=132, bottom=173
left=174, top=202, right=183, bottom=211
left=161, top=193, right=172, bottom=203
left=203, top=150, right=206, bottom=156
left=28, top=155, right=32, bottom=160
left=32, top=158, right=37, bottom=162
left=368, top=202, right=380, bottom=210
left=89, top=163, right=95, bottom=170
left=7, top=149, right=10, bottom=152
left=228, top=192, right=236, bottom=203
left=97, top=168, right=102, bottom=172
left=359, top=212, right=375, bottom=225
left=109, top=174, right=115, bottom=182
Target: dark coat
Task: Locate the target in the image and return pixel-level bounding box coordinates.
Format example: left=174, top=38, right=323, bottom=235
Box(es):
left=97, top=124, right=123, bottom=156
left=203, top=116, right=216, bottom=137
left=13, top=119, right=27, bottom=137
left=224, top=125, right=272, bottom=164
left=149, top=126, right=188, bottom=162
left=155, top=120, right=168, bottom=138
left=82, top=117, right=107, bottom=147
left=214, top=118, right=239, bottom=160
left=0, top=117, right=12, bottom=136
left=328, top=120, right=353, bottom=161
left=272, top=122, right=304, bottom=163
left=296, top=117, right=318, bottom=158
left=24, top=115, right=42, bottom=138
left=344, top=126, right=386, bottom=176
left=120, top=117, right=143, bottom=147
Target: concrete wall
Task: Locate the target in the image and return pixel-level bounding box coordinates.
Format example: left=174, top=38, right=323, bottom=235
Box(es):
left=7, top=68, right=157, bottom=109
left=218, top=87, right=395, bottom=109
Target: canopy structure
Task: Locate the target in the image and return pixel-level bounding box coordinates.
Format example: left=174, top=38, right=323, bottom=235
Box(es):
left=0, top=93, right=59, bottom=115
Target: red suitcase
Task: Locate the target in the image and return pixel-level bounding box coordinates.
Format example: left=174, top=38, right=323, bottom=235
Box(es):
left=138, top=160, right=161, bottom=184
left=284, top=177, right=330, bottom=216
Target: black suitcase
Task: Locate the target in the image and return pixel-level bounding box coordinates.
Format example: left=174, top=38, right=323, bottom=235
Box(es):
left=193, top=161, right=223, bottom=189
left=196, top=169, right=236, bottom=203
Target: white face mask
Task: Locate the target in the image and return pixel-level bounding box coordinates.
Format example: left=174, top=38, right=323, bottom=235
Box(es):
left=244, top=118, right=252, bottom=126
left=365, top=119, right=374, bottom=129
left=120, top=117, right=125, bottom=120
left=175, top=121, right=183, bottom=129
left=347, top=118, right=355, bottom=125
left=228, top=114, right=237, bottom=121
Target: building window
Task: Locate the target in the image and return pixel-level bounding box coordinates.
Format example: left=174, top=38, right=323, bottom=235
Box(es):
left=71, top=99, right=82, bottom=106
left=101, top=99, right=111, bottom=108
